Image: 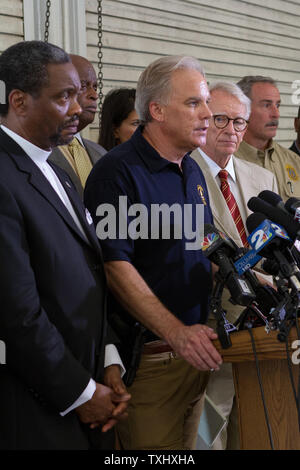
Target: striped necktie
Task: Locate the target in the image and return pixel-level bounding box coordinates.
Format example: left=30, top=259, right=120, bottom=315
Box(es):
left=218, top=169, right=248, bottom=247
left=68, top=137, right=93, bottom=188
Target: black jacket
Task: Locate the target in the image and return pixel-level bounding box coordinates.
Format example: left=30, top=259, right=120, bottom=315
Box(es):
left=0, top=129, right=108, bottom=449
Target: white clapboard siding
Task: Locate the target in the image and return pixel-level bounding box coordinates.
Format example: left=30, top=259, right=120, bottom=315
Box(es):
left=86, top=0, right=300, bottom=147
left=0, top=0, right=24, bottom=52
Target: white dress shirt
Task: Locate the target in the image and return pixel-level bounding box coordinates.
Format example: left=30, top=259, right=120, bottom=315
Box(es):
left=0, top=125, right=125, bottom=415
left=74, top=132, right=84, bottom=147
left=198, top=148, right=248, bottom=230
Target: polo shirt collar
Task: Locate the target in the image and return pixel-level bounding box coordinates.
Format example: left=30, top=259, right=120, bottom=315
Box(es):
left=131, top=125, right=190, bottom=173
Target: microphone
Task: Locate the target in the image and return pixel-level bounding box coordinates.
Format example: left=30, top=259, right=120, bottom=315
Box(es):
left=258, top=193, right=300, bottom=262
left=261, top=258, right=279, bottom=276
left=283, top=198, right=300, bottom=264
left=285, top=197, right=300, bottom=214
left=203, top=225, right=286, bottom=333
left=285, top=197, right=300, bottom=224
left=246, top=212, right=292, bottom=257
left=202, top=224, right=255, bottom=306
left=258, top=190, right=288, bottom=214
left=247, top=197, right=300, bottom=240
left=246, top=212, right=300, bottom=292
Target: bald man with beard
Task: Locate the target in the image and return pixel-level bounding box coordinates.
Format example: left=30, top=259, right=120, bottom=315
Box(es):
left=49, top=55, right=106, bottom=199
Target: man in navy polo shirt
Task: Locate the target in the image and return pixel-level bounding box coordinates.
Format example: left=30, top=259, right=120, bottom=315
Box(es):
left=84, top=55, right=223, bottom=450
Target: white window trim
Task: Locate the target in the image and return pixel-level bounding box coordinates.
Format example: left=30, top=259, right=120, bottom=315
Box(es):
left=23, top=0, right=87, bottom=57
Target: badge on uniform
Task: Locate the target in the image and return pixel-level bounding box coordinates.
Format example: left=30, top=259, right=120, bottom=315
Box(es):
left=197, top=185, right=207, bottom=205
left=285, top=165, right=299, bottom=181
left=85, top=208, right=93, bottom=225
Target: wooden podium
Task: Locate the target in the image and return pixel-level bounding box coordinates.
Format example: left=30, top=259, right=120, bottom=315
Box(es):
left=213, top=324, right=300, bottom=450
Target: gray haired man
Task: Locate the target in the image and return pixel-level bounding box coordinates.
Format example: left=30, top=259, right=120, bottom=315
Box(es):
left=191, top=81, right=277, bottom=449
left=85, top=55, right=223, bottom=450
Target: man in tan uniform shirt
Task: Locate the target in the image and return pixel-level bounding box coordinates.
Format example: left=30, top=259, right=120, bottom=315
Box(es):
left=235, top=76, right=300, bottom=200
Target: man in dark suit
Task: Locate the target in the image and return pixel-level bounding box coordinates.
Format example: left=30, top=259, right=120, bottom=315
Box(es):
left=0, top=41, right=129, bottom=450
left=290, top=106, right=300, bottom=156
left=49, top=54, right=106, bottom=198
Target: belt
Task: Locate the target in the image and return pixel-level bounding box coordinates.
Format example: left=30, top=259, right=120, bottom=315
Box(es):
left=143, top=341, right=173, bottom=355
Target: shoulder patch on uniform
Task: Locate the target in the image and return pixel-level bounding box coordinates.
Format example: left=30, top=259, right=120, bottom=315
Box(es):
left=285, top=165, right=299, bottom=181
left=197, top=185, right=207, bottom=205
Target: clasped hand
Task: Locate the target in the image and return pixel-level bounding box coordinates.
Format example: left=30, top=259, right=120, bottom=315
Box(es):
left=75, top=365, right=131, bottom=432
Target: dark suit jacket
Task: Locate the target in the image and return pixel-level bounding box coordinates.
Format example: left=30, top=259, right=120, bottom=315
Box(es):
left=49, top=138, right=106, bottom=198
left=290, top=141, right=300, bottom=157
left=0, top=129, right=108, bottom=449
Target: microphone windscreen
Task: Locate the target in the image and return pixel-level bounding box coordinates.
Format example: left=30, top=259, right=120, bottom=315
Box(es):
left=247, top=197, right=300, bottom=239
left=203, top=223, right=240, bottom=256
left=204, top=223, right=218, bottom=236
left=285, top=197, right=300, bottom=213
left=246, top=212, right=267, bottom=234
left=258, top=190, right=282, bottom=206
left=254, top=284, right=282, bottom=316
left=262, top=258, right=279, bottom=276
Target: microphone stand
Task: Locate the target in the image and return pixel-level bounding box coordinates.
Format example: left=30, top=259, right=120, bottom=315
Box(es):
left=210, top=272, right=237, bottom=349
left=268, top=247, right=300, bottom=341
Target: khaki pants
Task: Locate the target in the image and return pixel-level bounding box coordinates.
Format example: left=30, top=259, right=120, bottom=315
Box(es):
left=117, top=352, right=209, bottom=450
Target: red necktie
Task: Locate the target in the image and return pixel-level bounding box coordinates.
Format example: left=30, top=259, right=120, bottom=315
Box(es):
left=218, top=170, right=248, bottom=247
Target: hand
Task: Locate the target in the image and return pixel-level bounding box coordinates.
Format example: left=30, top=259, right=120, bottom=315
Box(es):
left=89, top=365, right=131, bottom=432
left=104, top=364, right=129, bottom=396
left=75, top=382, right=116, bottom=427
left=102, top=365, right=131, bottom=433
left=167, top=324, right=223, bottom=371
left=255, top=272, right=276, bottom=289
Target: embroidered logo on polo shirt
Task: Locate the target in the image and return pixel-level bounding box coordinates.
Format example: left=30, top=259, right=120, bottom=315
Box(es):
left=197, top=185, right=207, bottom=205
left=285, top=165, right=299, bottom=181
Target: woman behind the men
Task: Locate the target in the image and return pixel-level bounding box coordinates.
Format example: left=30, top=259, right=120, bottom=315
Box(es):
left=98, top=88, right=139, bottom=150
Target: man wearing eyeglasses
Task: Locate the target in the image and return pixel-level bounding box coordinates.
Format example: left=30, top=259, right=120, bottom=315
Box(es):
left=191, top=81, right=277, bottom=450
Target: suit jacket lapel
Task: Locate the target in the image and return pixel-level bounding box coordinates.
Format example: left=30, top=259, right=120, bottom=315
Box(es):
left=0, top=129, right=96, bottom=249
left=83, top=139, right=101, bottom=165
left=28, top=165, right=94, bottom=247
left=191, top=149, right=243, bottom=246
left=233, top=157, right=260, bottom=219
left=48, top=147, right=83, bottom=198
left=48, top=161, right=102, bottom=256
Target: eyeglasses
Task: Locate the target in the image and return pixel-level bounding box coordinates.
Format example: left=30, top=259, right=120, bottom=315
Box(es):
left=213, top=115, right=248, bottom=132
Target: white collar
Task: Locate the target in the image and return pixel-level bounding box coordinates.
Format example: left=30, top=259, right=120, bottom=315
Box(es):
left=197, top=148, right=236, bottom=182
left=74, top=132, right=84, bottom=147
left=0, top=125, right=51, bottom=163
